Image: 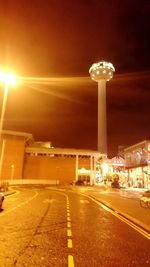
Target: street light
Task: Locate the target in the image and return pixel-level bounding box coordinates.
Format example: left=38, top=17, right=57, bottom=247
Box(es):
left=0, top=71, right=16, bottom=178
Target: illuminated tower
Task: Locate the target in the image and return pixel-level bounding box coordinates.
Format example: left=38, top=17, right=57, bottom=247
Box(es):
left=89, top=61, right=115, bottom=154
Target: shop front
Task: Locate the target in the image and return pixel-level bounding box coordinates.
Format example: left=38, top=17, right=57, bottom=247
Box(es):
left=124, top=140, right=150, bottom=189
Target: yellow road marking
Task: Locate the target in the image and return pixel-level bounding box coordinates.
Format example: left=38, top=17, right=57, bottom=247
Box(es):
left=67, top=229, right=72, bottom=237
left=5, top=190, right=20, bottom=199
left=68, top=255, right=74, bottom=267
left=81, top=193, right=150, bottom=240
left=67, top=221, right=71, bottom=228
left=114, top=212, right=150, bottom=240
left=67, top=216, right=71, bottom=221
left=68, top=239, right=73, bottom=248
left=45, top=189, right=74, bottom=266
left=0, top=191, right=38, bottom=217
left=80, top=199, right=89, bottom=204
left=99, top=202, right=150, bottom=240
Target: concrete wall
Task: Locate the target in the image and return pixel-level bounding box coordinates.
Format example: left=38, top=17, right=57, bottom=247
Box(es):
left=0, top=135, right=26, bottom=180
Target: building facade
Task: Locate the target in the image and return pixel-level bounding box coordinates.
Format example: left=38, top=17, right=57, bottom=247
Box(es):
left=1, top=130, right=149, bottom=188
left=0, top=130, right=32, bottom=181
left=124, top=140, right=150, bottom=188
left=24, top=146, right=101, bottom=185
left=0, top=130, right=103, bottom=185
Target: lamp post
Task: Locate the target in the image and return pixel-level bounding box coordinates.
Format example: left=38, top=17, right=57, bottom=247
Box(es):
left=0, top=71, right=16, bottom=178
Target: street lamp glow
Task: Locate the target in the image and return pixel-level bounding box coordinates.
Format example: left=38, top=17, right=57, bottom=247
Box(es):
left=0, top=71, right=16, bottom=86
left=0, top=70, right=17, bottom=179
left=89, top=61, right=115, bottom=154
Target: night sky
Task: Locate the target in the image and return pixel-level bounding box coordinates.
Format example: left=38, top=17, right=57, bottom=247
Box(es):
left=0, top=0, right=150, bottom=157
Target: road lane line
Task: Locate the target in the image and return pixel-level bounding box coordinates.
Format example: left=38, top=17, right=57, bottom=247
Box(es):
left=67, top=229, right=72, bottom=237
left=68, top=255, right=74, bottom=267
left=81, top=193, right=150, bottom=240
left=68, top=239, right=73, bottom=248
left=45, top=189, right=75, bottom=265
left=80, top=199, right=89, bottom=204
left=47, top=190, right=75, bottom=266
left=67, top=216, right=71, bottom=221
left=67, top=221, right=71, bottom=228
left=5, top=190, right=20, bottom=199
left=0, top=191, right=39, bottom=217
left=99, top=202, right=150, bottom=240
left=114, top=213, right=150, bottom=240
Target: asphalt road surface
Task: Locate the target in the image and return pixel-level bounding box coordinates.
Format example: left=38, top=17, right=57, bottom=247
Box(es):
left=0, top=186, right=149, bottom=267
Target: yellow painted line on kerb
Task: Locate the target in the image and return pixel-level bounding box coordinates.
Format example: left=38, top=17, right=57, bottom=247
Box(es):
left=81, top=193, right=150, bottom=241
left=98, top=202, right=150, bottom=240
left=68, top=255, right=74, bottom=267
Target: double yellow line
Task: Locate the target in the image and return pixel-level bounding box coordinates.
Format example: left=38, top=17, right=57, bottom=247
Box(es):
left=81, top=193, right=150, bottom=240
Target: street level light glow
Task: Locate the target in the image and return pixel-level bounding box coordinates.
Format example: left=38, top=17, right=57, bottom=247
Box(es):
left=89, top=61, right=115, bottom=154
left=0, top=71, right=16, bottom=86
left=0, top=70, right=17, bottom=178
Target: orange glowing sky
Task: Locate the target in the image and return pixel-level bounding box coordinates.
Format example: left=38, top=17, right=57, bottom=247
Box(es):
left=0, top=1, right=150, bottom=157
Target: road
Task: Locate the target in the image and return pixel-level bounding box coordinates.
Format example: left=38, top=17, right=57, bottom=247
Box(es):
left=0, top=186, right=149, bottom=267
left=75, top=186, right=150, bottom=232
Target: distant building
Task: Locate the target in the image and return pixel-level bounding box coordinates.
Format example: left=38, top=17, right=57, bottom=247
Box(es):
left=118, top=145, right=127, bottom=158
left=24, top=146, right=101, bottom=185
left=0, top=130, right=103, bottom=185
left=1, top=130, right=149, bottom=188
left=111, top=155, right=125, bottom=173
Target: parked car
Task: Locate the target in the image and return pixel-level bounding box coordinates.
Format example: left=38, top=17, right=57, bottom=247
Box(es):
left=0, top=192, right=4, bottom=210
left=111, top=180, right=120, bottom=188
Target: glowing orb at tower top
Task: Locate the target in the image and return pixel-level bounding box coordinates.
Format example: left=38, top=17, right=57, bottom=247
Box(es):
left=89, top=61, right=115, bottom=82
